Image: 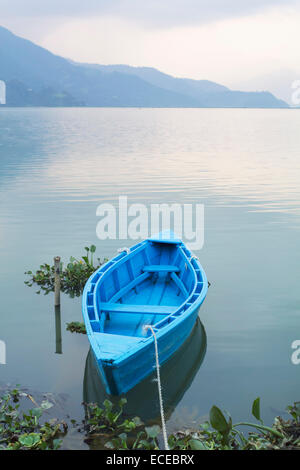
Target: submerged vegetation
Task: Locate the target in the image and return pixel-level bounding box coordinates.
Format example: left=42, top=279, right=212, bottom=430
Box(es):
left=1, top=387, right=299, bottom=450
left=25, top=245, right=107, bottom=297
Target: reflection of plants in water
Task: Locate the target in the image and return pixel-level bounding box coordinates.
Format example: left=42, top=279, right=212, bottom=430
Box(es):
left=25, top=245, right=107, bottom=297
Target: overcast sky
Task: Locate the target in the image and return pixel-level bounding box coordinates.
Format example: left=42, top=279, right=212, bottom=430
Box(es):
left=2, top=1, right=300, bottom=101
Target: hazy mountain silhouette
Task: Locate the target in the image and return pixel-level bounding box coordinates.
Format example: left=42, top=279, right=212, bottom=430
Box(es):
left=0, top=26, right=288, bottom=108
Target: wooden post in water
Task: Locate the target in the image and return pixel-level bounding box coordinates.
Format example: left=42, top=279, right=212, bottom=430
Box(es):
left=55, top=305, right=62, bottom=354
left=54, top=256, right=61, bottom=307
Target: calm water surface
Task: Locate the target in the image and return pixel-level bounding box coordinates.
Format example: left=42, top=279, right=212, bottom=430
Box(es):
left=0, top=108, right=300, bottom=449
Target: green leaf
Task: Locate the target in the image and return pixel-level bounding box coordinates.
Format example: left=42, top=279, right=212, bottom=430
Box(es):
left=145, top=425, right=161, bottom=439
left=105, top=441, right=115, bottom=449
left=132, top=416, right=143, bottom=427
left=106, top=411, right=115, bottom=423
left=287, top=402, right=300, bottom=419
left=103, top=399, right=113, bottom=411
left=90, top=245, right=96, bottom=253
left=209, top=406, right=229, bottom=433
left=53, top=439, right=62, bottom=450
left=189, top=439, right=208, bottom=450
left=19, top=433, right=41, bottom=448
left=31, top=408, right=43, bottom=419
left=118, top=398, right=127, bottom=407
left=252, top=397, right=261, bottom=422
left=41, top=400, right=54, bottom=410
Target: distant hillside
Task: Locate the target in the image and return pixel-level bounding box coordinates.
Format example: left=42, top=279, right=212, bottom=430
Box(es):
left=0, top=26, right=289, bottom=108
left=5, top=80, right=83, bottom=106
left=77, top=63, right=229, bottom=98
left=79, top=63, right=289, bottom=108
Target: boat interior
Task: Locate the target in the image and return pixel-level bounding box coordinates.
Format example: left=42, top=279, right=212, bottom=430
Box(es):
left=86, top=240, right=204, bottom=344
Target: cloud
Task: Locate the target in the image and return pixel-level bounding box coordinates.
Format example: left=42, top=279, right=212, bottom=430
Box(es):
left=38, top=7, right=300, bottom=88
left=1, top=0, right=300, bottom=28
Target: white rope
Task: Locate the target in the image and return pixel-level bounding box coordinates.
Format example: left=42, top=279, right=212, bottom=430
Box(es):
left=117, top=247, right=130, bottom=254
left=145, top=325, right=169, bottom=450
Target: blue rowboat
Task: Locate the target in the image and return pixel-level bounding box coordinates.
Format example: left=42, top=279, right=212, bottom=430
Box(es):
left=82, top=231, right=208, bottom=395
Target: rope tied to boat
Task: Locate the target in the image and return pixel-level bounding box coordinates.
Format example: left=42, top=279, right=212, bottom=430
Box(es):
left=189, top=253, right=211, bottom=287
left=117, top=247, right=130, bottom=254
left=144, top=325, right=169, bottom=450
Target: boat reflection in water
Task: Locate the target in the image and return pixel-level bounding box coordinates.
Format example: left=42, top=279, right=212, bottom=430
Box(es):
left=83, top=318, right=206, bottom=424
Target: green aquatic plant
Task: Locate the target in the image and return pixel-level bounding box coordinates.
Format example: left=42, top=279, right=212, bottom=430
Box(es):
left=105, top=425, right=160, bottom=450
left=1, top=387, right=299, bottom=451
left=0, top=387, right=67, bottom=450
left=84, top=398, right=139, bottom=434
left=66, top=322, right=86, bottom=334
left=25, top=245, right=108, bottom=297
left=83, top=399, right=159, bottom=450
left=167, top=397, right=300, bottom=450
left=83, top=397, right=300, bottom=450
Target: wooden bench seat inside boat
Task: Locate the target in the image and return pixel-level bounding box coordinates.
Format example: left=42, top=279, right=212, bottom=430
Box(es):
left=142, top=265, right=180, bottom=273
left=100, top=303, right=178, bottom=315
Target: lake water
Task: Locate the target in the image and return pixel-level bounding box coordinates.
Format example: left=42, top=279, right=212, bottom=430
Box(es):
left=0, top=108, right=300, bottom=449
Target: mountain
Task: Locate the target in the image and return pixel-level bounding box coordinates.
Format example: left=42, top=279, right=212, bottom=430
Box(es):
left=0, top=25, right=288, bottom=108
left=78, top=63, right=289, bottom=108
left=75, top=63, right=229, bottom=99
left=234, top=69, right=300, bottom=106
left=5, top=80, right=84, bottom=106
left=0, top=26, right=198, bottom=107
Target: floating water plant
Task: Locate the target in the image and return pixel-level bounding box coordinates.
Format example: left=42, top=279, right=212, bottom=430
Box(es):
left=0, top=387, right=67, bottom=450
left=66, top=322, right=86, bottom=334
left=84, top=397, right=300, bottom=450
left=1, top=387, right=299, bottom=450
left=25, top=245, right=107, bottom=297
left=83, top=399, right=159, bottom=450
